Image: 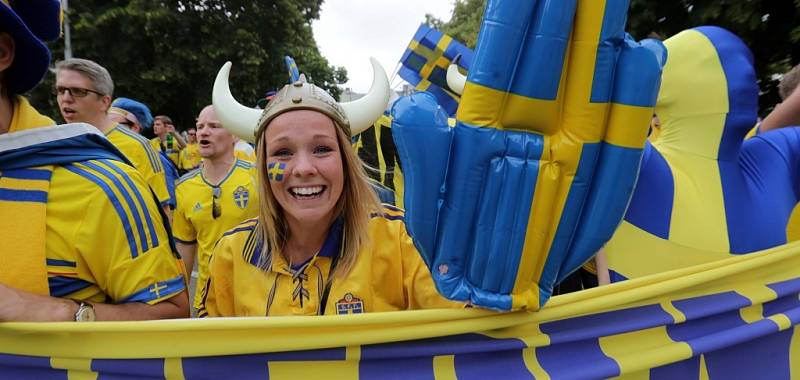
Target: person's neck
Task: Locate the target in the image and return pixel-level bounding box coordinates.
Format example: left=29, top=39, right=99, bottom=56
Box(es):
left=201, top=154, right=235, bottom=185
left=98, top=115, right=117, bottom=134
left=158, top=133, right=167, bottom=142
left=0, top=93, right=12, bottom=135
left=84, top=114, right=114, bottom=134
left=284, top=215, right=335, bottom=266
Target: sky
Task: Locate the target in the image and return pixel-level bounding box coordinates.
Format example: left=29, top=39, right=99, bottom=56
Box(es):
left=313, top=0, right=455, bottom=93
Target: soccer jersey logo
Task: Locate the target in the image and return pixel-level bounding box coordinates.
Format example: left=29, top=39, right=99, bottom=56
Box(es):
left=335, top=293, right=364, bottom=315
left=233, top=186, right=249, bottom=209
left=193, top=202, right=202, bottom=212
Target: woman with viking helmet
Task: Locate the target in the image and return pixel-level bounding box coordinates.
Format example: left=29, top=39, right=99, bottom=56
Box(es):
left=198, top=59, right=459, bottom=316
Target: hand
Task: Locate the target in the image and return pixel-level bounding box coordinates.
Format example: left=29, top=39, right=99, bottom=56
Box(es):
left=166, top=123, right=176, bottom=134
left=392, top=0, right=666, bottom=310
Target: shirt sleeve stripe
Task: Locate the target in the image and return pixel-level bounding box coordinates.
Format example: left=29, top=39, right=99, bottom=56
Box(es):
left=0, top=169, right=53, bottom=180
left=48, top=276, right=94, bottom=298
left=80, top=161, right=153, bottom=254
left=118, top=126, right=162, bottom=173
left=118, top=275, right=186, bottom=304
left=64, top=165, right=141, bottom=258
left=97, top=159, right=160, bottom=249
left=0, top=188, right=48, bottom=203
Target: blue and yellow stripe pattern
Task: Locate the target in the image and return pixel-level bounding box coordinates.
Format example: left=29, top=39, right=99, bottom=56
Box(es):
left=4, top=241, right=800, bottom=378
left=393, top=0, right=666, bottom=310
left=267, top=162, right=286, bottom=182
left=285, top=56, right=300, bottom=82
left=607, top=27, right=800, bottom=281
left=398, top=24, right=474, bottom=116
left=64, top=159, right=161, bottom=259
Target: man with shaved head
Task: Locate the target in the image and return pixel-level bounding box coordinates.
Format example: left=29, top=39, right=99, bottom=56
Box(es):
left=172, top=105, right=259, bottom=312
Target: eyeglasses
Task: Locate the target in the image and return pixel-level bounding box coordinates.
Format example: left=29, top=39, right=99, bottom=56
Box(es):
left=212, top=187, right=222, bottom=219
left=52, top=86, right=105, bottom=98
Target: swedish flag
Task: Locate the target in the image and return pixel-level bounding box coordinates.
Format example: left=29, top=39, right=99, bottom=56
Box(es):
left=285, top=56, right=300, bottom=83
left=267, top=162, right=286, bottom=182
left=398, top=24, right=474, bottom=116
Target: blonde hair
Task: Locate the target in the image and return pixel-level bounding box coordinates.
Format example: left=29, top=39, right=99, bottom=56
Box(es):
left=254, top=117, right=381, bottom=278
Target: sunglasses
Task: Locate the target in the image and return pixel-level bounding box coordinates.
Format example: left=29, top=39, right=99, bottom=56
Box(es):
left=212, top=187, right=222, bottom=219
left=52, top=86, right=105, bottom=98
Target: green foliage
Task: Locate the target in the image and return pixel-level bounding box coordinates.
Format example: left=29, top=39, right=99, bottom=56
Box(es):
left=28, top=0, right=347, bottom=130
left=425, top=0, right=485, bottom=49
left=626, top=0, right=799, bottom=114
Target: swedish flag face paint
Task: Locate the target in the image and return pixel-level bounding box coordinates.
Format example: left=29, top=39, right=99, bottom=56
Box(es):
left=267, top=162, right=286, bottom=182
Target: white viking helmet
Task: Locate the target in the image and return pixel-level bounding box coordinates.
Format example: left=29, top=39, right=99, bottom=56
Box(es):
left=212, top=57, right=390, bottom=143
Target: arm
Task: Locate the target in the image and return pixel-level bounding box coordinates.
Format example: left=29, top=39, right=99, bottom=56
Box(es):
left=761, top=87, right=800, bottom=133
left=176, top=242, right=197, bottom=278
left=595, top=248, right=610, bottom=286
left=167, top=124, right=187, bottom=149
left=0, top=283, right=188, bottom=321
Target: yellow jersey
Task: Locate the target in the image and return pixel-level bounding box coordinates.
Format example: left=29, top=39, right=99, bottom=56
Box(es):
left=179, top=142, right=202, bottom=171
left=105, top=124, right=171, bottom=206
left=199, top=206, right=460, bottom=317
left=2, top=97, right=185, bottom=304
left=46, top=160, right=186, bottom=303
left=150, top=137, right=181, bottom=168
left=173, top=159, right=259, bottom=309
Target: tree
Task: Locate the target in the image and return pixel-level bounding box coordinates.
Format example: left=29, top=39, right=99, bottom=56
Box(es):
left=425, top=0, right=485, bottom=49
left=428, top=0, right=799, bottom=114
left=626, top=0, right=800, bottom=114
left=29, top=0, right=347, bottom=130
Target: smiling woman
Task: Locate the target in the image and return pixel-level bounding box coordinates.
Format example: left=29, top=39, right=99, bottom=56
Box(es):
left=199, top=61, right=460, bottom=317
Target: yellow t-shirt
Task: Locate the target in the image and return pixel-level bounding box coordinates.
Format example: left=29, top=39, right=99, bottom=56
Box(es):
left=172, top=159, right=259, bottom=309
left=179, top=143, right=202, bottom=171
left=106, top=124, right=170, bottom=205
left=199, top=206, right=460, bottom=317
left=150, top=137, right=181, bottom=168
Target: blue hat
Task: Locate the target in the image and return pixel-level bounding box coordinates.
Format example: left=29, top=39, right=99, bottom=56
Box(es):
left=0, top=0, right=62, bottom=94
left=111, top=97, right=154, bottom=130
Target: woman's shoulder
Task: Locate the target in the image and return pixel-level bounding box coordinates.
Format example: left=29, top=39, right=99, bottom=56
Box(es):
left=213, top=217, right=264, bottom=267
left=369, top=204, right=405, bottom=222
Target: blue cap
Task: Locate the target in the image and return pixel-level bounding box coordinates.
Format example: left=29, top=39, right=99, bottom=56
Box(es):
left=111, top=97, right=154, bottom=129
left=0, top=0, right=62, bottom=94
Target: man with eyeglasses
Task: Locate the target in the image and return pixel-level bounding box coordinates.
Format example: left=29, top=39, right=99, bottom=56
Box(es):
left=173, top=105, right=259, bottom=311
left=55, top=59, right=172, bottom=211
left=0, top=0, right=188, bottom=321
left=179, top=126, right=202, bottom=172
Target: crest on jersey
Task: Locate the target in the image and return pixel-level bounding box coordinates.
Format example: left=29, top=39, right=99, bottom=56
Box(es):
left=193, top=202, right=202, bottom=212
left=335, top=293, right=364, bottom=315
left=233, top=186, right=249, bottom=209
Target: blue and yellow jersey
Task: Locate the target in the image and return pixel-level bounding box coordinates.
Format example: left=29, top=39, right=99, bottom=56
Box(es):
left=178, top=143, right=202, bottom=171
left=2, top=98, right=185, bottom=303
left=173, top=159, right=259, bottom=308
left=150, top=137, right=181, bottom=168
left=106, top=124, right=170, bottom=205
left=46, top=159, right=185, bottom=303
left=199, top=206, right=460, bottom=317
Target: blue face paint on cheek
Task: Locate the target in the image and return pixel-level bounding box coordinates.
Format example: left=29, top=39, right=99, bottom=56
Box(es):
left=267, top=162, right=286, bottom=182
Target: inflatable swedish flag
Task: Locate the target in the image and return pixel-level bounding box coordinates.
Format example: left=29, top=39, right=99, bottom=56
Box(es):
left=393, top=0, right=666, bottom=310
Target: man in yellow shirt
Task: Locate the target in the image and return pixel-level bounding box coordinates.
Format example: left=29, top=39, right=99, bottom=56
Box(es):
left=178, top=126, right=202, bottom=172
left=54, top=58, right=171, bottom=210
left=173, top=105, right=259, bottom=310
left=151, top=115, right=185, bottom=168
left=0, top=0, right=188, bottom=321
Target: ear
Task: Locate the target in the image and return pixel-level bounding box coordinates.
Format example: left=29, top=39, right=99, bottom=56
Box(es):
left=100, top=95, right=112, bottom=111
left=0, top=33, right=16, bottom=73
